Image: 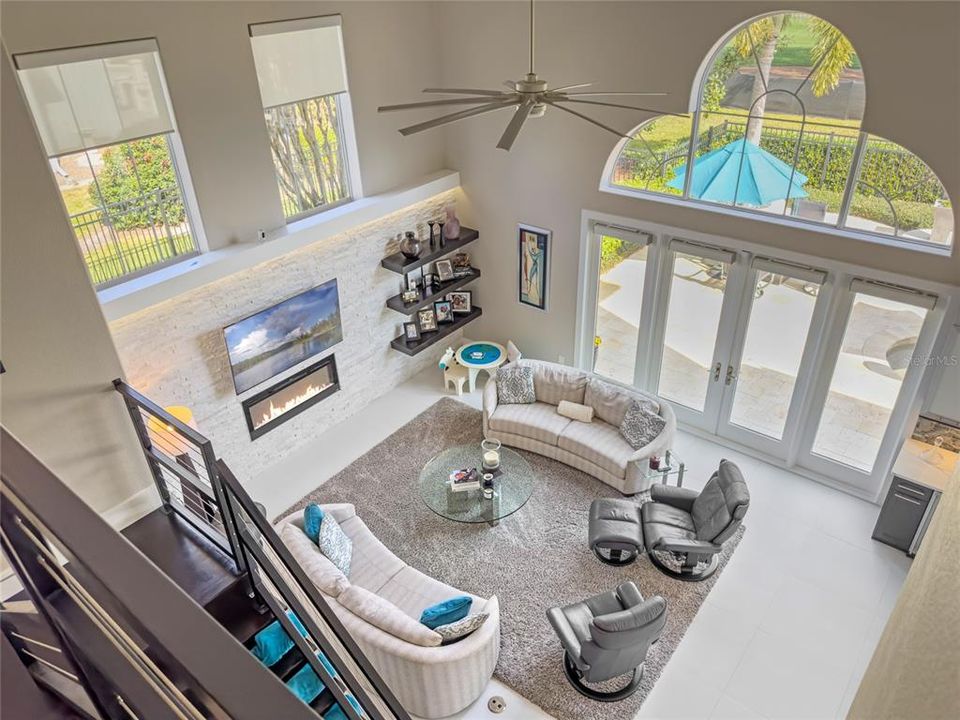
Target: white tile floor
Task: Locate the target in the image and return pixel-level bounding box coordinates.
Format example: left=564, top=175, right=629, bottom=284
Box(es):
left=249, top=367, right=911, bottom=720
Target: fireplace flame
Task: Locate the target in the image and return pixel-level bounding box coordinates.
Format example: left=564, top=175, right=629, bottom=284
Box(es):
left=256, top=381, right=331, bottom=428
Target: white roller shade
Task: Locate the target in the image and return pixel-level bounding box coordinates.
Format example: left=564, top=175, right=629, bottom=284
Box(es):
left=850, top=279, right=938, bottom=310
left=669, top=238, right=736, bottom=264
left=593, top=223, right=653, bottom=245
left=14, top=40, right=175, bottom=157
left=752, top=257, right=827, bottom=285
left=250, top=15, right=347, bottom=108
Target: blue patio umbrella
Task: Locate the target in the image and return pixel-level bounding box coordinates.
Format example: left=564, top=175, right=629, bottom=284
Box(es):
left=667, top=138, right=808, bottom=207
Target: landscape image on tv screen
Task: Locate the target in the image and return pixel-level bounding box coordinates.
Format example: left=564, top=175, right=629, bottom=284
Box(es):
left=224, top=279, right=343, bottom=394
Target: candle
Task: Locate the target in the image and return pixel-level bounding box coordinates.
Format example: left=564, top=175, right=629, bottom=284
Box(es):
left=483, top=450, right=499, bottom=467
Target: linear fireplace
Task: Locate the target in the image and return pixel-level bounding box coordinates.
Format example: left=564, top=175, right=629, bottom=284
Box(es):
left=242, top=355, right=339, bottom=440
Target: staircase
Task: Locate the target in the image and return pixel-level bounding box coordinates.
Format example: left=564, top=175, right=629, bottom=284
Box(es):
left=0, top=381, right=411, bottom=720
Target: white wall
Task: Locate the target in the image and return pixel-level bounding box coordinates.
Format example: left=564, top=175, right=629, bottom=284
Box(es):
left=0, top=1, right=452, bottom=515
left=0, top=1, right=445, bottom=249
left=438, top=1, right=960, bottom=362
left=108, top=190, right=465, bottom=484
left=0, top=55, right=152, bottom=514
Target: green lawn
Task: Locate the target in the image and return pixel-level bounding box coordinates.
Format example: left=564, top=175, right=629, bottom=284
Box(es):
left=59, top=185, right=97, bottom=216
left=733, top=14, right=862, bottom=70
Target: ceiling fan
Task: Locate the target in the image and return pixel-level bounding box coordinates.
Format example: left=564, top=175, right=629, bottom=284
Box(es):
left=377, top=0, right=684, bottom=150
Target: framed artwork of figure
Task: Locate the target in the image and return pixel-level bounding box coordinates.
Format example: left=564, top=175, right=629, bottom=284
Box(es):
left=518, top=224, right=550, bottom=311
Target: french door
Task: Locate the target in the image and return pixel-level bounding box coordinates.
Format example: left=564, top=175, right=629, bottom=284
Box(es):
left=580, top=219, right=946, bottom=495
left=584, top=229, right=833, bottom=460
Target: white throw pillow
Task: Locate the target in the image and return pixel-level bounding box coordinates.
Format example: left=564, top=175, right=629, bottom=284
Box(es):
left=317, top=514, right=353, bottom=576
left=433, top=612, right=489, bottom=644
left=280, top=523, right=350, bottom=598
left=557, top=400, right=594, bottom=423
left=506, top=340, right=522, bottom=364
left=338, top=585, right=442, bottom=647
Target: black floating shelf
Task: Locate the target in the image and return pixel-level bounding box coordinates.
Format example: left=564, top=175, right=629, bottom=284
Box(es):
left=381, top=227, right=479, bottom=275
left=386, top=268, right=481, bottom=314
left=390, top=307, right=483, bottom=356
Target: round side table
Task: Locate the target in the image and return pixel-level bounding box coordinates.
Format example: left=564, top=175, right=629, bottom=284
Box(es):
left=455, top=342, right=506, bottom=393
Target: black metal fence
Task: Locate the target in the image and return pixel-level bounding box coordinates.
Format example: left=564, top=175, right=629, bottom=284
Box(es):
left=69, top=184, right=197, bottom=288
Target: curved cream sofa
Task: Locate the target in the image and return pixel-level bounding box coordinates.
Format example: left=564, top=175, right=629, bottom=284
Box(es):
left=277, top=504, right=500, bottom=719
left=483, top=360, right=676, bottom=495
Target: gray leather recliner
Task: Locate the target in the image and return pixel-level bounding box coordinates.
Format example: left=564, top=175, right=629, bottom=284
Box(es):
left=641, top=459, right=749, bottom=581
left=546, top=581, right=666, bottom=702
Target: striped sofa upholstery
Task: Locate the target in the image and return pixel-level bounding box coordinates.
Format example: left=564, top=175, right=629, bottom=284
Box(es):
left=277, top=505, right=499, bottom=718
left=484, top=360, right=676, bottom=494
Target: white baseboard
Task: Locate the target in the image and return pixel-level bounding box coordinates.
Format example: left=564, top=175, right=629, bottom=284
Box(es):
left=101, top=485, right=162, bottom=530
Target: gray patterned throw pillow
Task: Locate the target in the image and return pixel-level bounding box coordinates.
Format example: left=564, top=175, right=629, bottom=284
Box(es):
left=433, top=612, right=489, bottom=644
left=317, top=514, right=352, bottom=576
left=496, top=364, right=535, bottom=404
left=619, top=398, right=667, bottom=450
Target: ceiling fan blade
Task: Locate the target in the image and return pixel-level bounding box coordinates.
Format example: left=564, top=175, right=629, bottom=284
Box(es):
left=379, top=97, right=507, bottom=113
left=561, top=91, right=669, bottom=97
left=497, top=101, right=535, bottom=151
left=398, top=99, right=519, bottom=136
left=422, top=88, right=508, bottom=96
left=542, top=99, right=629, bottom=140
left=557, top=98, right=689, bottom=119
left=548, top=82, right=593, bottom=93
left=504, top=80, right=518, bottom=90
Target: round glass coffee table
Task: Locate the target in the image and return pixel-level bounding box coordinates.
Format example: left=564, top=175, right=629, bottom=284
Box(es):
left=419, top=444, right=535, bottom=525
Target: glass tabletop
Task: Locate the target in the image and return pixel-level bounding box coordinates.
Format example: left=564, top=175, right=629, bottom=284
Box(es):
left=640, top=451, right=685, bottom=485
left=419, top=444, right=535, bottom=524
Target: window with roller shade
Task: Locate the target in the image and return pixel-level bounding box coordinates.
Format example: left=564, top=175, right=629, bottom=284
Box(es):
left=250, top=15, right=358, bottom=221
left=14, top=39, right=204, bottom=288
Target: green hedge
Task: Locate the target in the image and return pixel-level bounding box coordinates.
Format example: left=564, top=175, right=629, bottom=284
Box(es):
left=90, top=136, right=186, bottom=230
left=804, top=188, right=936, bottom=231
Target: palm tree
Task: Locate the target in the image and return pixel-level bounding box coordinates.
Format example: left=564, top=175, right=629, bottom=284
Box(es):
left=731, top=13, right=857, bottom=144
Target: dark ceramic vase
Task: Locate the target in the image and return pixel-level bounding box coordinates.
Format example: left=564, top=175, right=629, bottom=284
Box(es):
left=399, top=231, right=422, bottom=260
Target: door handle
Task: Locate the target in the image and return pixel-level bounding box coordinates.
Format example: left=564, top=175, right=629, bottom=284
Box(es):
left=725, top=365, right=737, bottom=385
left=713, top=362, right=722, bottom=381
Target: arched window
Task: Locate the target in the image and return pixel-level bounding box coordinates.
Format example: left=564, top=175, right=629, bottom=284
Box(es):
left=605, top=11, right=954, bottom=250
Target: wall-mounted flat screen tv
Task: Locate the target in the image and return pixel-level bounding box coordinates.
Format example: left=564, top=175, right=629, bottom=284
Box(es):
left=224, top=279, right=343, bottom=395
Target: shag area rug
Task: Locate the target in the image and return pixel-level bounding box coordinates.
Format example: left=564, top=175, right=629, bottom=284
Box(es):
left=282, top=397, right=743, bottom=720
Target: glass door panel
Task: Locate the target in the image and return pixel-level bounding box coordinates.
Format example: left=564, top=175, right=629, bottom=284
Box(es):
left=811, top=292, right=928, bottom=472
left=592, top=236, right=649, bottom=384
left=727, top=272, right=821, bottom=440
left=657, top=251, right=730, bottom=412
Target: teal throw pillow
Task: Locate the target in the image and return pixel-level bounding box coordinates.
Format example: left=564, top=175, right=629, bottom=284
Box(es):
left=303, top=504, right=324, bottom=544
left=286, top=663, right=325, bottom=704
left=251, top=611, right=307, bottom=666
left=419, top=596, right=472, bottom=629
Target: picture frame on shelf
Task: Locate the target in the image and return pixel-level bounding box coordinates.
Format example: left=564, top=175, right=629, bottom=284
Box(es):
left=518, top=223, right=550, bottom=311
left=452, top=251, right=470, bottom=269
left=403, top=321, right=421, bottom=342
left=401, top=289, right=419, bottom=304
left=417, top=307, right=438, bottom=332
left=435, top=259, right=454, bottom=282
left=407, top=275, right=419, bottom=292
left=434, top=300, right=454, bottom=324
left=447, top=290, right=472, bottom=314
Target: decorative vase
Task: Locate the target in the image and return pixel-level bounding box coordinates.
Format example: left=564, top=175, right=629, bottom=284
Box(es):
left=399, top=231, right=422, bottom=260
left=443, top=206, right=461, bottom=240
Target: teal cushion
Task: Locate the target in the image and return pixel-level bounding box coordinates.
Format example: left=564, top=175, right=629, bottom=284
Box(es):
left=251, top=612, right=307, bottom=666
left=324, top=704, right=348, bottom=720
left=304, top=504, right=325, bottom=544
left=286, top=663, right=325, bottom=704
left=419, top=596, right=472, bottom=629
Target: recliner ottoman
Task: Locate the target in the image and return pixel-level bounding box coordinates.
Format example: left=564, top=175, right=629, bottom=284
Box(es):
left=588, top=498, right=644, bottom=566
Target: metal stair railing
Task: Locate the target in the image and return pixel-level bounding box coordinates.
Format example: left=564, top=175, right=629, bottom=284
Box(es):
left=1, top=426, right=318, bottom=720
left=216, top=460, right=411, bottom=720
